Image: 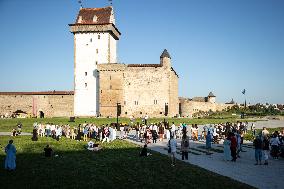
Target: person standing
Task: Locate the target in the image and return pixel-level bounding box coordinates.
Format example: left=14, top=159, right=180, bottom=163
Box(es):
left=262, top=127, right=269, bottom=139
left=262, top=136, right=270, bottom=165
left=171, top=122, right=176, bottom=138
left=206, top=131, right=212, bottom=155
left=102, top=126, right=110, bottom=143
left=229, top=132, right=237, bottom=162
left=270, top=133, right=280, bottom=160
left=5, top=140, right=16, bottom=171
left=253, top=135, right=263, bottom=165
left=223, top=136, right=231, bottom=161
left=168, top=135, right=177, bottom=166
left=181, top=132, right=189, bottom=160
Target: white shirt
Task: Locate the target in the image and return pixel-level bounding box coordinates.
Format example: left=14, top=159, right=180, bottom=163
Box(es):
left=171, top=124, right=176, bottom=132
left=153, top=125, right=158, bottom=132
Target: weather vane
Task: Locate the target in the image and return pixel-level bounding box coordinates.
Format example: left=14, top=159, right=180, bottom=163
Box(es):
left=78, top=0, right=83, bottom=8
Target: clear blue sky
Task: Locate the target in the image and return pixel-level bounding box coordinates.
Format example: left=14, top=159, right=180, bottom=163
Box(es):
left=0, top=0, right=283, bottom=104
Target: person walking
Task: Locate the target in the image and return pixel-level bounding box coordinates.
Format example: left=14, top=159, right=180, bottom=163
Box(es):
left=168, top=135, right=177, bottom=166
left=181, top=132, right=189, bottom=160
left=4, top=140, right=16, bottom=171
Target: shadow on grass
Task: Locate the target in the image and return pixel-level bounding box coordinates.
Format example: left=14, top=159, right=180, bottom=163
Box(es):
left=0, top=136, right=255, bottom=189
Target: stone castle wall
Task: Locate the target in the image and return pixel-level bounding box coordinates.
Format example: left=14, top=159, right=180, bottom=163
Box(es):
left=180, top=98, right=234, bottom=117
left=97, top=62, right=179, bottom=118
left=98, top=63, right=125, bottom=117
left=0, top=93, right=73, bottom=118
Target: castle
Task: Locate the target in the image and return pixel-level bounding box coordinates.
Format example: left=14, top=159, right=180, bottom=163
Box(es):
left=0, top=6, right=233, bottom=118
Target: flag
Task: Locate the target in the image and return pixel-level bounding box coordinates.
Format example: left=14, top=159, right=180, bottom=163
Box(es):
left=242, top=89, right=246, bottom=95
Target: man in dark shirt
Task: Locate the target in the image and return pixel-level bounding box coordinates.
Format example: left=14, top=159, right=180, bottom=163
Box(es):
left=44, top=145, right=53, bottom=157
left=253, top=136, right=262, bottom=165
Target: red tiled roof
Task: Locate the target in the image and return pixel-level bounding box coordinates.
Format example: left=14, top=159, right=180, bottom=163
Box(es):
left=0, top=91, right=74, bottom=95
left=75, top=7, right=113, bottom=25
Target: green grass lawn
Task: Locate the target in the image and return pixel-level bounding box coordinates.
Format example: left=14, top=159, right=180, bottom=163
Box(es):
left=0, top=136, right=254, bottom=189
left=0, top=117, right=255, bottom=133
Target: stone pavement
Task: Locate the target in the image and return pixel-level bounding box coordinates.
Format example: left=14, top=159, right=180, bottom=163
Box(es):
left=125, top=131, right=284, bottom=189
left=0, top=132, right=32, bottom=136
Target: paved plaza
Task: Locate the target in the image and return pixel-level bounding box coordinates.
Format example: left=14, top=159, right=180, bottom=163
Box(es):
left=126, top=130, right=284, bottom=189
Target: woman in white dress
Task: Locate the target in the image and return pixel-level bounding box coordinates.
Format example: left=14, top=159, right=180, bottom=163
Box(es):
left=223, top=136, right=231, bottom=161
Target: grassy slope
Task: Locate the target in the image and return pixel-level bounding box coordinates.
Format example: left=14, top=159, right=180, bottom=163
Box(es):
left=0, top=117, right=254, bottom=133
left=0, top=136, right=254, bottom=189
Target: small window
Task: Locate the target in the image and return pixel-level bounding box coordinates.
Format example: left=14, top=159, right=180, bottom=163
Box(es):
left=140, top=112, right=142, bottom=114
left=101, top=90, right=102, bottom=93
left=110, top=75, right=111, bottom=80
left=160, top=112, right=163, bottom=114
left=124, top=101, right=126, bottom=105
left=93, top=15, right=98, bottom=22
left=90, top=38, right=92, bottom=42
left=85, top=72, right=87, bottom=76
left=154, top=100, right=157, bottom=104
left=96, top=61, right=98, bottom=65
left=96, top=49, right=98, bottom=54
left=78, top=16, right=82, bottom=23
left=62, top=96, right=64, bottom=98
left=125, top=112, right=127, bottom=115
left=85, top=83, right=87, bottom=88
left=98, top=35, right=100, bottom=39
left=110, top=85, right=112, bottom=89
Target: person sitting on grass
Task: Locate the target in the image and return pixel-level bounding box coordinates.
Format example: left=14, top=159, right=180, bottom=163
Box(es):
left=44, top=145, right=53, bottom=157
left=11, top=129, right=17, bottom=137
left=86, top=141, right=101, bottom=152
left=140, top=145, right=151, bottom=157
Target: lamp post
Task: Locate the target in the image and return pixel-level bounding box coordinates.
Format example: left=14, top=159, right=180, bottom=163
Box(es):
left=117, top=103, right=121, bottom=126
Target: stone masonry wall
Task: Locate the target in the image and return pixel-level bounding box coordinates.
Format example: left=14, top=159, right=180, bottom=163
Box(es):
left=98, top=63, right=126, bottom=117
left=0, top=94, right=73, bottom=117
left=180, top=99, right=233, bottom=118
left=123, top=66, right=170, bottom=118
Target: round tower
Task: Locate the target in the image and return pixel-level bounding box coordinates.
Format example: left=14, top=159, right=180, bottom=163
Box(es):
left=160, top=49, right=171, bottom=68
left=207, top=92, right=216, bottom=103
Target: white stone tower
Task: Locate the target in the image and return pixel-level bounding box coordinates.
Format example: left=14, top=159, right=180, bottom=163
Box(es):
left=69, top=6, right=121, bottom=116
left=207, top=92, right=216, bottom=103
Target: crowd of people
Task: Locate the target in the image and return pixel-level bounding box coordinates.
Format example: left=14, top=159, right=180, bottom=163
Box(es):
left=3, top=120, right=284, bottom=171
left=29, top=122, right=117, bottom=142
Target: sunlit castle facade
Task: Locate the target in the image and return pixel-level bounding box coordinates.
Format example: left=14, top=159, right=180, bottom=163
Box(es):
left=69, top=6, right=121, bottom=116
